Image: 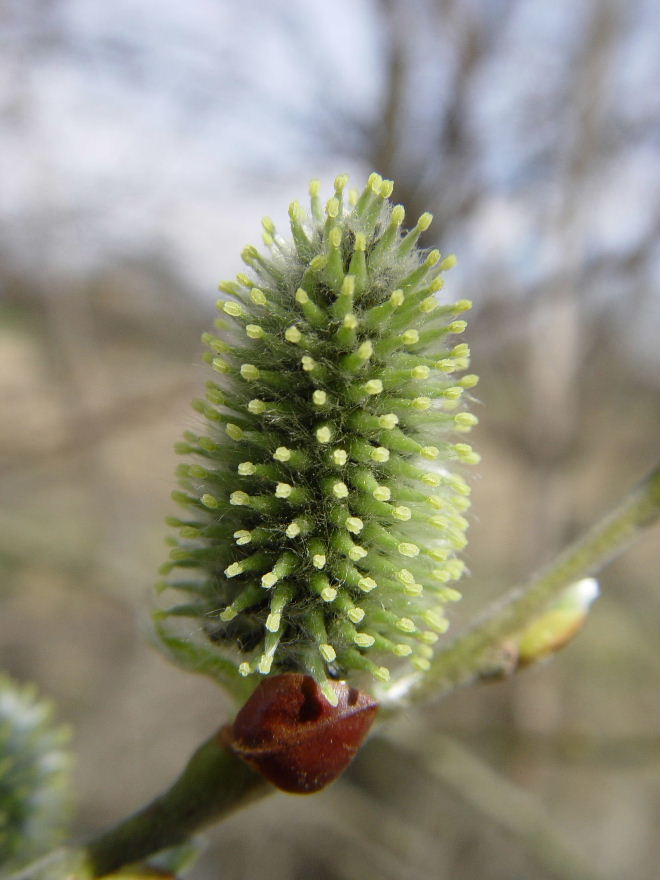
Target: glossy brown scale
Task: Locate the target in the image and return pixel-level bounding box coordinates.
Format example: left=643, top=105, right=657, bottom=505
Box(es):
left=222, top=673, right=378, bottom=793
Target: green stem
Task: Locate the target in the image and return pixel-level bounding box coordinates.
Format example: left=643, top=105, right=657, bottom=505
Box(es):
left=84, top=732, right=270, bottom=877
left=385, top=465, right=659, bottom=709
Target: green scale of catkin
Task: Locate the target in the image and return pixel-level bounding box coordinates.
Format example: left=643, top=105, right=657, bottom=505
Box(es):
left=156, top=173, right=479, bottom=705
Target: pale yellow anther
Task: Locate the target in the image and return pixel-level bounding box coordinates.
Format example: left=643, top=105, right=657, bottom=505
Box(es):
left=371, top=447, right=390, bottom=463
left=411, top=397, right=431, bottom=411
left=419, top=297, right=437, bottom=313
left=250, top=288, right=267, bottom=305
left=412, top=657, right=431, bottom=672
left=412, top=365, right=430, bottom=380
left=345, top=516, right=364, bottom=534
left=421, top=446, right=440, bottom=459
left=343, top=313, right=358, bottom=329
left=257, top=655, right=273, bottom=674
left=332, top=481, right=349, bottom=499
left=238, top=662, right=252, bottom=677
left=393, top=506, right=412, bottom=521
left=226, top=423, right=244, bottom=440
left=230, top=491, right=250, bottom=506
left=212, top=357, right=230, bottom=374
left=285, top=325, right=302, bottom=343
left=402, top=329, right=419, bottom=345
left=380, top=179, right=394, bottom=198
left=354, top=232, right=366, bottom=251
left=390, top=289, right=404, bottom=307
left=454, top=412, right=478, bottom=428
left=332, top=449, right=348, bottom=466
left=426, top=249, right=441, bottom=267
left=357, top=341, right=373, bottom=359
left=391, top=204, right=405, bottom=225
left=224, top=562, right=243, bottom=578
left=266, top=613, right=281, bottom=633
left=326, top=199, right=340, bottom=220
left=237, top=461, right=256, bottom=475
left=398, top=542, right=420, bottom=558
left=440, top=254, right=457, bottom=270
left=273, top=447, right=292, bottom=462
left=334, top=173, right=349, bottom=191
left=316, top=426, right=332, bottom=444
left=261, top=572, right=278, bottom=588
left=285, top=521, right=301, bottom=538
left=222, top=301, right=243, bottom=317
left=354, top=632, right=376, bottom=648
left=417, top=212, right=433, bottom=231
left=240, top=363, right=260, bottom=381
left=368, top=172, right=383, bottom=191
left=301, top=355, right=317, bottom=371
left=394, top=644, right=413, bottom=657
left=312, top=554, right=326, bottom=570
left=341, top=275, right=355, bottom=297
left=460, top=374, right=479, bottom=389
left=275, top=483, right=292, bottom=499
left=421, top=473, right=440, bottom=487
left=348, top=545, right=368, bottom=561
left=321, top=586, right=337, bottom=602
left=320, top=643, right=337, bottom=663
left=234, top=530, right=252, bottom=545
left=347, top=607, right=365, bottom=624
left=364, top=379, right=383, bottom=395
left=396, top=617, right=416, bottom=633
left=201, top=494, right=218, bottom=509
left=289, top=200, right=302, bottom=221
left=309, top=179, right=321, bottom=197
left=403, top=581, right=423, bottom=596
left=358, top=577, right=378, bottom=593
left=373, top=486, right=391, bottom=502
left=246, top=324, right=264, bottom=339
left=247, top=398, right=267, bottom=414
left=220, top=607, right=237, bottom=622
left=397, top=569, right=415, bottom=584
left=378, top=413, right=399, bottom=429
left=312, top=390, right=328, bottom=406
left=374, top=666, right=390, bottom=682
left=328, top=227, right=342, bottom=250
left=423, top=611, right=449, bottom=633
left=295, top=287, right=309, bottom=303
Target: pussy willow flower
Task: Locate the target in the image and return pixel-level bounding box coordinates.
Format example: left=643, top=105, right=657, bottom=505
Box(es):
left=0, top=675, right=71, bottom=870
left=156, top=173, right=479, bottom=705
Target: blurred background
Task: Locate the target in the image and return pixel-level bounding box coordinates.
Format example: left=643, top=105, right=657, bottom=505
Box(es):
left=0, top=1, right=657, bottom=878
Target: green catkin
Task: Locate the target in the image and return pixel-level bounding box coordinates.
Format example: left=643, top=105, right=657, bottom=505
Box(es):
left=156, top=174, right=477, bottom=705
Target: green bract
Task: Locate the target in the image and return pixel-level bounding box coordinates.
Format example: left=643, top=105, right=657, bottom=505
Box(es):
left=155, top=173, right=479, bottom=705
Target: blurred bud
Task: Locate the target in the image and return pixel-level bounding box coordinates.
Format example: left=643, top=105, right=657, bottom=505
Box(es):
left=516, top=578, right=600, bottom=667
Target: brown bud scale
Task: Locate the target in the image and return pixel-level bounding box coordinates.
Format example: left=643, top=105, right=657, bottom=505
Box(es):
left=222, top=673, right=378, bottom=793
